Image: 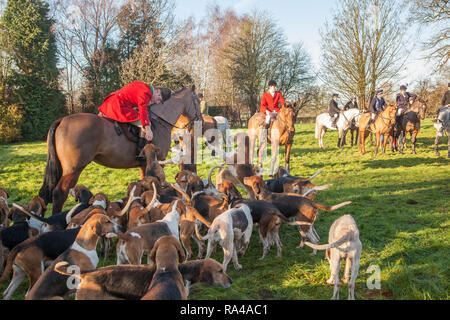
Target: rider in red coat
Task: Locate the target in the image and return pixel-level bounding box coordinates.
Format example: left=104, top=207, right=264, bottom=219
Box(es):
left=260, top=80, right=285, bottom=129
left=98, top=81, right=170, bottom=161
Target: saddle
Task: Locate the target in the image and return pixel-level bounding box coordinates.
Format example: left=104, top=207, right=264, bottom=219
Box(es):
left=98, top=114, right=140, bottom=143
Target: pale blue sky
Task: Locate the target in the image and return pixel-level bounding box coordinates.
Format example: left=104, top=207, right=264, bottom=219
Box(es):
left=175, top=0, right=436, bottom=88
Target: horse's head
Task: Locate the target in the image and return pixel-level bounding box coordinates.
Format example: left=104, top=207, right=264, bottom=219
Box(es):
left=280, top=102, right=296, bottom=135
left=385, top=104, right=397, bottom=122
left=412, top=99, right=427, bottom=120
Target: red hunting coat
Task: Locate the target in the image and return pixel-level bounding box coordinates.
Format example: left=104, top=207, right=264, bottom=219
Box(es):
left=98, top=81, right=152, bottom=127
left=260, top=91, right=285, bottom=114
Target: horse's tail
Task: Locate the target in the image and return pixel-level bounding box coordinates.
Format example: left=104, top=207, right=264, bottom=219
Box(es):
left=39, top=118, right=63, bottom=204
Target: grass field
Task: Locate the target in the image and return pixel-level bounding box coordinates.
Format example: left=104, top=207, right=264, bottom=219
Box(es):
left=0, top=119, right=449, bottom=300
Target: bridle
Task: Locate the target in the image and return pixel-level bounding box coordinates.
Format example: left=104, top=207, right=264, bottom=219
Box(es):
left=150, top=92, right=202, bottom=132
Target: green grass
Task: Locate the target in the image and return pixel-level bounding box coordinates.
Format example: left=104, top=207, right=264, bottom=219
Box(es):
left=0, top=119, right=449, bottom=300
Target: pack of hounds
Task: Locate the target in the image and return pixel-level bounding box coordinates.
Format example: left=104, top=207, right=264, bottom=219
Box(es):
left=0, top=148, right=362, bottom=300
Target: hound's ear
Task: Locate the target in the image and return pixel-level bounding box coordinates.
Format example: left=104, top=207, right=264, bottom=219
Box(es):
left=151, top=145, right=161, bottom=154
left=89, top=196, right=95, bottom=205
left=254, top=181, right=261, bottom=195
left=176, top=239, right=186, bottom=263
left=149, top=241, right=159, bottom=264
left=94, top=221, right=103, bottom=236
left=38, top=197, right=47, bottom=213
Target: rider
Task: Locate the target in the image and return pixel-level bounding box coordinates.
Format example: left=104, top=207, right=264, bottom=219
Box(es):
left=368, top=89, right=387, bottom=126
left=260, top=80, right=285, bottom=129
left=329, top=93, right=341, bottom=129
left=98, top=81, right=171, bottom=161
left=395, top=85, right=417, bottom=128
left=344, top=97, right=358, bottom=110
left=435, top=82, right=450, bottom=121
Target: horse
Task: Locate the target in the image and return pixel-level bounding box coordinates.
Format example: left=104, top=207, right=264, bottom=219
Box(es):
left=39, top=87, right=202, bottom=214
left=391, top=100, right=427, bottom=155
left=315, top=108, right=362, bottom=149
left=248, top=103, right=296, bottom=177
left=358, top=105, right=397, bottom=156
left=434, top=105, right=450, bottom=158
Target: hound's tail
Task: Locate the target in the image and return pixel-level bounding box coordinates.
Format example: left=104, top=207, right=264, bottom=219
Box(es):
left=313, top=201, right=352, bottom=212
left=0, top=240, right=26, bottom=284
left=194, top=223, right=215, bottom=241
left=54, top=261, right=88, bottom=278
left=304, top=232, right=352, bottom=250
left=39, top=118, right=63, bottom=204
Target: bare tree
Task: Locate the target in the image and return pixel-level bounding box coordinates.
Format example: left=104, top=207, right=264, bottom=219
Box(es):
left=320, top=0, right=409, bottom=109
left=406, top=0, right=449, bottom=73
left=55, top=0, right=120, bottom=112
left=222, top=10, right=288, bottom=115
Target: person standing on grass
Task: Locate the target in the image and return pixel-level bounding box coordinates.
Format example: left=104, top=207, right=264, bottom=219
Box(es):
left=199, top=93, right=208, bottom=116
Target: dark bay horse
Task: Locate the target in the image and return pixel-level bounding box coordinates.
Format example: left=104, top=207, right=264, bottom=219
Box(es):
left=390, top=100, right=427, bottom=155
left=39, top=87, right=202, bottom=214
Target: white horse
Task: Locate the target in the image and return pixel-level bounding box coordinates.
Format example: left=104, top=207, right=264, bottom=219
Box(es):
left=434, top=106, right=449, bottom=158
left=315, top=108, right=362, bottom=149
left=214, top=116, right=232, bottom=152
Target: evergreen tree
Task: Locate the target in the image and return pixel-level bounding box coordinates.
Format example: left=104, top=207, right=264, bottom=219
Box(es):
left=1, top=0, right=65, bottom=140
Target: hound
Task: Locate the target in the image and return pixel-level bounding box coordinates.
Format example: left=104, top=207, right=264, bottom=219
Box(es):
left=0, top=227, right=80, bottom=300
left=244, top=175, right=351, bottom=255
left=53, top=258, right=232, bottom=300
left=25, top=214, right=121, bottom=300
left=305, top=215, right=362, bottom=300
left=195, top=204, right=253, bottom=272
left=140, top=236, right=186, bottom=300
left=115, top=200, right=185, bottom=265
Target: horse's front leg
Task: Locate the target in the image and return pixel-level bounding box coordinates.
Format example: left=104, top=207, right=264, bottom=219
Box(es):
left=373, top=132, right=381, bottom=157
left=411, top=130, right=418, bottom=154
left=285, top=142, right=292, bottom=172
left=382, top=133, right=388, bottom=155
left=359, top=130, right=366, bottom=154
left=434, top=134, right=440, bottom=156
left=269, top=134, right=280, bottom=178
left=52, top=170, right=83, bottom=214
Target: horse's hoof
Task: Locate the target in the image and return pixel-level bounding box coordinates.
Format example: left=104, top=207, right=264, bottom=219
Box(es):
left=435, top=152, right=440, bottom=157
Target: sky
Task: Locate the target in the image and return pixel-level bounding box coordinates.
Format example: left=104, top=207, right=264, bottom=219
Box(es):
left=174, top=0, right=437, bottom=89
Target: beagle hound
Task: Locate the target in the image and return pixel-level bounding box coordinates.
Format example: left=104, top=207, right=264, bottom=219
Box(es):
left=140, top=236, right=186, bottom=300
left=305, top=215, right=362, bottom=300
left=25, top=213, right=121, bottom=300
left=115, top=200, right=185, bottom=265
left=195, top=205, right=253, bottom=272
left=243, top=175, right=351, bottom=255
left=53, top=258, right=232, bottom=300
left=0, top=227, right=80, bottom=300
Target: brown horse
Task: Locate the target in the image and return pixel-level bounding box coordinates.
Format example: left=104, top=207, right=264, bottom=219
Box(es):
left=39, top=87, right=202, bottom=214
left=248, top=103, right=296, bottom=176
left=390, top=100, right=427, bottom=155
left=358, top=105, right=397, bottom=156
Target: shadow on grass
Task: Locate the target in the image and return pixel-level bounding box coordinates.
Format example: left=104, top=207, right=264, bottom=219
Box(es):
left=360, top=157, right=448, bottom=169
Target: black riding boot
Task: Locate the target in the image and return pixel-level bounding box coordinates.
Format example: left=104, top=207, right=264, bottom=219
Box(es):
left=136, top=137, right=148, bottom=163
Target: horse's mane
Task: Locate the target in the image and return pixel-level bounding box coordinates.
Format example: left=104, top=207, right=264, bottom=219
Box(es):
left=172, top=85, right=195, bottom=97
